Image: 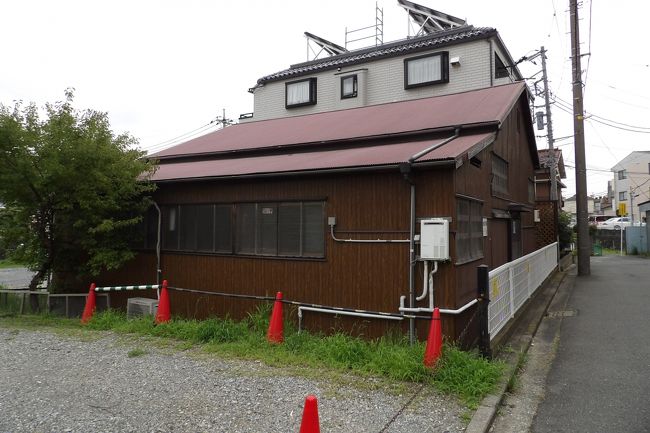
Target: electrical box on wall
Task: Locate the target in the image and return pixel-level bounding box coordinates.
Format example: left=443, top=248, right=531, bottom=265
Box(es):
left=420, top=218, right=450, bottom=260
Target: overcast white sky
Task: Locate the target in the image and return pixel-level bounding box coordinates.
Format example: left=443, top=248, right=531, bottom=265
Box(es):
left=3, top=0, right=649, bottom=197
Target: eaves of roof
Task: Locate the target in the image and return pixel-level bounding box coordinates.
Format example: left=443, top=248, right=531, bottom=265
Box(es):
left=257, top=26, right=497, bottom=84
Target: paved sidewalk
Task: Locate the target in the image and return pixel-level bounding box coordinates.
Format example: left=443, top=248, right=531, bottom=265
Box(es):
left=532, top=255, right=650, bottom=432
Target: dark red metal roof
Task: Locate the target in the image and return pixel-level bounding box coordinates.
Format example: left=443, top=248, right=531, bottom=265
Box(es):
left=151, top=133, right=495, bottom=181
left=152, top=83, right=525, bottom=159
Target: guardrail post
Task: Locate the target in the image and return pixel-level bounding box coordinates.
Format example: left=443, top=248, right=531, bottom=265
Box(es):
left=477, top=265, right=492, bottom=359
left=508, top=266, right=515, bottom=318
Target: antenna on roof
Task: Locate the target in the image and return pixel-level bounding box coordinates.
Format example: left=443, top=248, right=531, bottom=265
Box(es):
left=345, top=2, right=384, bottom=50
left=304, top=32, right=348, bottom=61
left=397, top=0, right=466, bottom=37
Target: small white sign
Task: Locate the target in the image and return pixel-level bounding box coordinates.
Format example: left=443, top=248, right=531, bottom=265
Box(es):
left=262, top=207, right=274, bottom=215
left=483, top=218, right=488, bottom=237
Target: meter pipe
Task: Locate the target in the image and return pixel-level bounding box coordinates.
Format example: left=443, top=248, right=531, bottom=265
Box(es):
left=403, top=128, right=460, bottom=344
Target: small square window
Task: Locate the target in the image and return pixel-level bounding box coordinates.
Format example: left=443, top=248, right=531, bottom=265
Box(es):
left=619, top=191, right=627, bottom=201
left=617, top=170, right=627, bottom=180
left=286, top=78, right=317, bottom=108
left=341, top=75, right=357, bottom=99
left=404, top=52, right=449, bottom=89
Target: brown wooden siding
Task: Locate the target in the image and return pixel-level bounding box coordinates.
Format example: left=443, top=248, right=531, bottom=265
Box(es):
left=100, top=94, right=540, bottom=342
left=101, top=168, right=459, bottom=339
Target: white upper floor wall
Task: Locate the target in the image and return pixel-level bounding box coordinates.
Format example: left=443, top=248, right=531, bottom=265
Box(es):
left=243, top=27, right=520, bottom=123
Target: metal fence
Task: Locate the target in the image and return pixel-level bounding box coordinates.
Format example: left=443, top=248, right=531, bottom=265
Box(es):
left=487, top=242, right=558, bottom=339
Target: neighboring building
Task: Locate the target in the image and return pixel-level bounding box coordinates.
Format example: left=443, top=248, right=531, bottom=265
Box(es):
left=562, top=194, right=595, bottom=224
left=535, top=149, right=566, bottom=247
left=611, top=151, right=650, bottom=223
left=100, top=3, right=542, bottom=342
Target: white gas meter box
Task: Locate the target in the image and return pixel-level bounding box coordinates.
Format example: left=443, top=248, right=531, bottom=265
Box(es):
left=420, top=218, right=450, bottom=260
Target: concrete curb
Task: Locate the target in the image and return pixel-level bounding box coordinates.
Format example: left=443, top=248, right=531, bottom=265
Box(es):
left=464, top=265, right=575, bottom=433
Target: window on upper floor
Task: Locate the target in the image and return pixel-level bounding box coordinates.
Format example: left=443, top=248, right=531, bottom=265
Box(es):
left=340, top=75, right=358, bottom=99
left=286, top=78, right=317, bottom=108
left=404, top=51, right=449, bottom=89
left=619, top=191, right=627, bottom=201
left=495, top=53, right=509, bottom=79
left=617, top=169, right=627, bottom=180
left=491, top=154, right=509, bottom=196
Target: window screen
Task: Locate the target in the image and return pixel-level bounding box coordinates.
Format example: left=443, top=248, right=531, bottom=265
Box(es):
left=179, top=205, right=198, bottom=251
left=303, top=202, right=325, bottom=257
left=196, top=205, right=214, bottom=252
left=257, top=203, right=278, bottom=255
left=456, top=198, right=483, bottom=263
left=161, top=205, right=179, bottom=250
left=492, top=154, right=509, bottom=196
left=236, top=203, right=256, bottom=254
left=215, top=205, right=232, bottom=253
left=278, top=203, right=301, bottom=256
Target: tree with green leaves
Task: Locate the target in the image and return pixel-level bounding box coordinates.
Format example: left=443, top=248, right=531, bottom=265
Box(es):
left=0, top=89, right=156, bottom=294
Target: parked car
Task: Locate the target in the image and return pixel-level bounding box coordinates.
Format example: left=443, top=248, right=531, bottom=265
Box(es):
left=589, top=215, right=610, bottom=225
left=598, top=217, right=631, bottom=230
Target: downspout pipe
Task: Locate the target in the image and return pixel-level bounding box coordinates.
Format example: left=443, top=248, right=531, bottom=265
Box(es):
left=402, top=128, right=460, bottom=344
left=152, top=201, right=162, bottom=286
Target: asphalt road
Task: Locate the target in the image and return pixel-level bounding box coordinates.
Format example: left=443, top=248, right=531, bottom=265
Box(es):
left=532, top=255, right=650, bottom=433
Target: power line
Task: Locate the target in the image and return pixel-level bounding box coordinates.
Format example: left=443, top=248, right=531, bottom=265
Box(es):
left=552, top=94, right=650, bottom=133
left=146, top=121, right=218, bottom=152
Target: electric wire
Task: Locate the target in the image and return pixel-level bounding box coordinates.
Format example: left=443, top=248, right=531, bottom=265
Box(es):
left=166, top=286, right=435, bottom=320
left=145, top=121, right=219, bottom=153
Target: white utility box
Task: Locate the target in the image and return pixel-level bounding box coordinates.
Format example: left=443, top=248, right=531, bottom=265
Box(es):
left=127, top=297, right=159, bottom=319
left=420, top=218, right=450, bottom=260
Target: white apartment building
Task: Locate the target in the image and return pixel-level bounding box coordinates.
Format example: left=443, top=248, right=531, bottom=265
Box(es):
left=611, top=151, right=650, bottom=222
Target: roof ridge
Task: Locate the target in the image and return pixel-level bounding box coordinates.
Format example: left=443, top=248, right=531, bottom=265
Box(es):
left=256, top=26, right=496, bottom=85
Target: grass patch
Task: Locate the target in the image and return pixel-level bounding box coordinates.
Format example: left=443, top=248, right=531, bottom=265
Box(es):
left=127, top=347, right=148, bottom=358
left=1, top=307, right=504, bottom=407
left=0, top=259, right=25, bottom=269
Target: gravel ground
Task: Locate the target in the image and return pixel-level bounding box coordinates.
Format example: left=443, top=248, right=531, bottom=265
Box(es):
left=0, top=328, right=465, bottom=433
left=0, top=267, right=36, bottom=290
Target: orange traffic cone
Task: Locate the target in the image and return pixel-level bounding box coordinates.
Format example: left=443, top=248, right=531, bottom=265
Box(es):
left=266, top=291, right=284, bottom=343
left=424, top=307, right=442, bottom=368
left=299, top=395, right=320, bottom=433
left=155, top=280, right=171, bottom=324
left=80, top=283, right=97, bottom=324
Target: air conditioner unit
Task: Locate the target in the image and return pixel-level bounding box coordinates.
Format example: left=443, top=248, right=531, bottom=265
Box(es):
left=127, top=297, right=159, bottom=319
left=420, top=218, right=450, bottom=260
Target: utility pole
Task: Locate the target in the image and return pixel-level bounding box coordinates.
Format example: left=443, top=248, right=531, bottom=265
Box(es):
left=570, top=0, right=590, bottom=275
left=540, top=46, right=558, bottom=202
left=215, top=108, right=234, bottom=129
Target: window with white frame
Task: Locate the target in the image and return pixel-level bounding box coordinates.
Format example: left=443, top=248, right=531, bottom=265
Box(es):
left=619, top=191, right=627, bottom=201
left=286, top=78, right=317, bottom=108
left=456, top=198, right=484, bottom=263
left=404, top=52, right=449, bottom=89
left=340, top=75, right=357, bottom=99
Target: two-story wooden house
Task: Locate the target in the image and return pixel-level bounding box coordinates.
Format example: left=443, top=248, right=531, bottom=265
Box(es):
left=101, top=3, right=541, bottom=342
